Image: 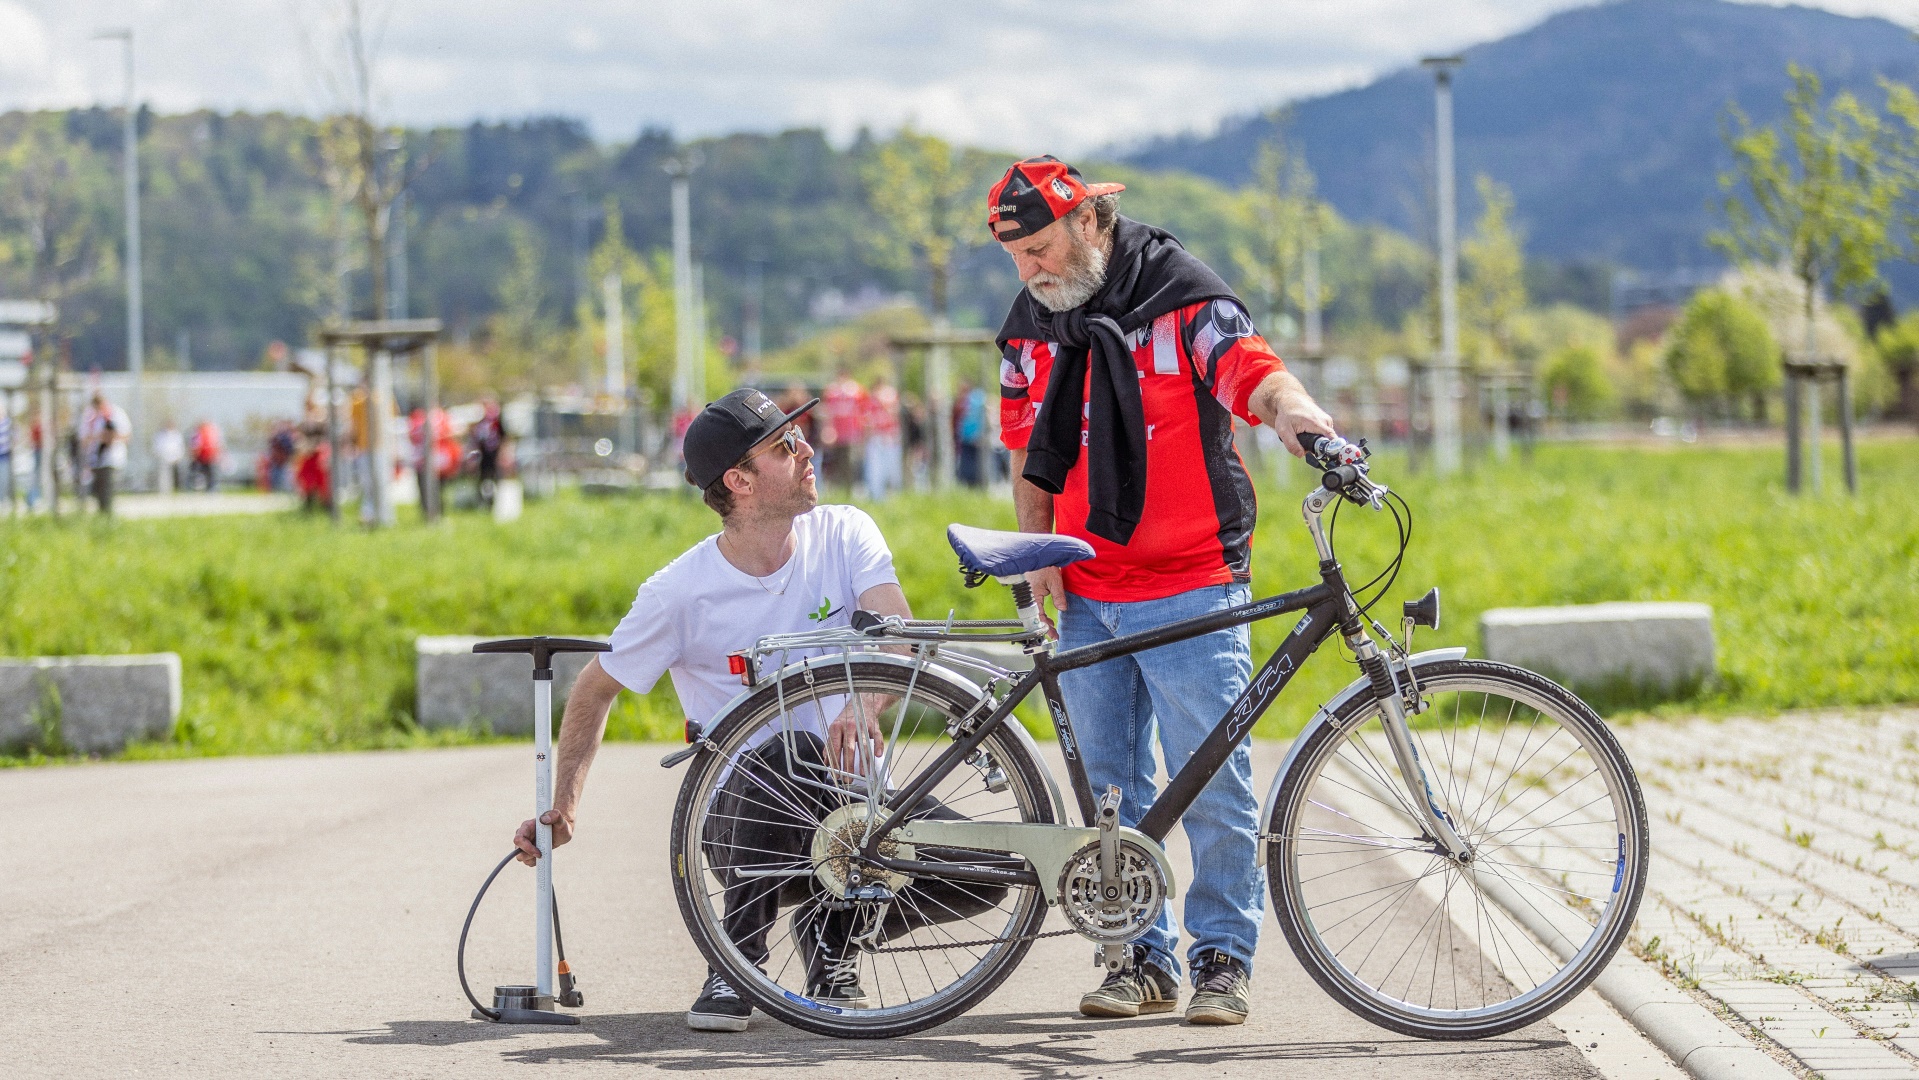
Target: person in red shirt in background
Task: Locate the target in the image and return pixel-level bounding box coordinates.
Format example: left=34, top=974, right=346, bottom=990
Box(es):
left=992, top=156, right=1335, bottom=1027
left=860, top=378, right=903, bottom=499
left=189, top=420, right=223, bottom=491
left=819, top=368, right=867, bottom=489
left=408, top=407, right=459, bottom=510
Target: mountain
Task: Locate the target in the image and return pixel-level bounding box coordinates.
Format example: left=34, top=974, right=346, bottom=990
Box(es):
left=1123, top=0, right=1919, bottom=273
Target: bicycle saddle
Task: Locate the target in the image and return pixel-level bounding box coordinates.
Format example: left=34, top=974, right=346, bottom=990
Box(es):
left=946, top=524, right=1095, bottom=578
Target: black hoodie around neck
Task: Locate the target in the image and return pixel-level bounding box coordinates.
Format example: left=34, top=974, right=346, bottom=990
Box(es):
left=997, top=216, right=1238, bottom=545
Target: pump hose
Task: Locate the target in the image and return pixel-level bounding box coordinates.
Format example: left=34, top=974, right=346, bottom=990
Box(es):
left=458, top=849, right=572, bottom=1021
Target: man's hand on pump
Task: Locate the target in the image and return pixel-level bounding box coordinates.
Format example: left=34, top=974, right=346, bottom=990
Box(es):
left=513, top=807, right=576, bottom=866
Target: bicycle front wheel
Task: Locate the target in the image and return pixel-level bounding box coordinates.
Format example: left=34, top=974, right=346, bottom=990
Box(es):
left=669, top=659, right=1055, bottom=1038
left=1269, top=659, right=1648, bottom=1040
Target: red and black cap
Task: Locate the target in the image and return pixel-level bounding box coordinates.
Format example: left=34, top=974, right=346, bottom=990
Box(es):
left=986, top=156, right=1125, bottom=242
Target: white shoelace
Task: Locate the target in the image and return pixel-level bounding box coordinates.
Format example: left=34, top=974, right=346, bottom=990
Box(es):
left=704, top=974, right=740, bottom=1000
left=821, top=951, right=861, bottom=988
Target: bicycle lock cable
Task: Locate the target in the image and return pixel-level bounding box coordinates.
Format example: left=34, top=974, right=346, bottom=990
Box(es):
left=458, top=850, right=580, bottom=1021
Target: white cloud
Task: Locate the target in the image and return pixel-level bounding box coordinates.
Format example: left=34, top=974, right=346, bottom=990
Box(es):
left=5, top=0, right=1913, bottom=150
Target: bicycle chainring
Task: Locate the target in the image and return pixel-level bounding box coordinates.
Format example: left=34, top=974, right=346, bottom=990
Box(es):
left=1057, top=839, right=1167, bottom=943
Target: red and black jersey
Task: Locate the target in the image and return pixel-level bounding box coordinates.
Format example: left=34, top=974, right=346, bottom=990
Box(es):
left=1001, top=298, right=1285, bottom=603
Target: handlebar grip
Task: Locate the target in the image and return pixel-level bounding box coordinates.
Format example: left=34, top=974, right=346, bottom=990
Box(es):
left=1299, top=432, right=1331, bottom=457
left=1321, top=464, right=1364, bottom=491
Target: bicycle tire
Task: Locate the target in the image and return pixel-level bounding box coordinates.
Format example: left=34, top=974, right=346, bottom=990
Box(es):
left=670, top=660, right=1056, bottom=1038
left=1268, top=659, right=1649, bottom=1040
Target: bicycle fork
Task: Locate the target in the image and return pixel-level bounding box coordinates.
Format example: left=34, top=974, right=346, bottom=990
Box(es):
left=1355, top=636, right=1474, bottom=864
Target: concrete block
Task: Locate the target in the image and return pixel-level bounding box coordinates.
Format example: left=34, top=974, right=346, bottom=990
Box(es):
left=1480, top=601, right=1714, bottom=693
left=0, top=654, right=181, bottom=755
left=415, top=636, right=606, bottom=734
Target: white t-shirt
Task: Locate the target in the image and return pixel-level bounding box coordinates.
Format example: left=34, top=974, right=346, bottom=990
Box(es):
left=81, top=405, right=131, bottom=470
left=602, top=504, right=899, bottom=732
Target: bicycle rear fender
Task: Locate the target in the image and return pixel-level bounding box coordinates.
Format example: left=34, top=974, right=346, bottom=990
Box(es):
left=710, top=650, right=1068, bottom=826
left=1256, top=647, right=1468, bottom=866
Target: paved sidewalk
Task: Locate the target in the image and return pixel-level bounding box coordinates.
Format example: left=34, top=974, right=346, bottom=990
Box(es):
left=1619, top=708, right=1919, bottom=1078
left=0, top=742, right=1649, bottom=1079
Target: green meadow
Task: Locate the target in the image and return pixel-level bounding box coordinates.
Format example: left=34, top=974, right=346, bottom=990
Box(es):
left=3, top=439, right=1914, bottom=763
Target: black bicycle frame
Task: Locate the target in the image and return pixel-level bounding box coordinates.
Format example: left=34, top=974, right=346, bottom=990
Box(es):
left=863, top=561, right=1358, bottom=878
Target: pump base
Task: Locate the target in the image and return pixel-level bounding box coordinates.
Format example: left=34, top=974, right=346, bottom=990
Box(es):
left=480, top=985, right=582, bottom=1026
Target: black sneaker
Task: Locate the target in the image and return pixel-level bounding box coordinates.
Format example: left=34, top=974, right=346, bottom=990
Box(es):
left=796, top=907, right=872, bottom=1009
left=1079, top=945, right=1179, bottom=1018
left=687, top=970, right=751, bottom=1032
left=1185, top=950, right=1250, bottom=1025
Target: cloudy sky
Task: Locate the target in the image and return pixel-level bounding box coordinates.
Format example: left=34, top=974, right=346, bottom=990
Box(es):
left=5, top=0, right=1919, bottom=152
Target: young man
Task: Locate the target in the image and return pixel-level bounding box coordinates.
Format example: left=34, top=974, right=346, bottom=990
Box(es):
left=510, top=387, right=913, bottom=1032
left=990, top=156, right=1336, bottom=1026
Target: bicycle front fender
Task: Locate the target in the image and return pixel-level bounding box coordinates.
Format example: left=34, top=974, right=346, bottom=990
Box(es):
left=1256, top=647, right=1468, bottom=866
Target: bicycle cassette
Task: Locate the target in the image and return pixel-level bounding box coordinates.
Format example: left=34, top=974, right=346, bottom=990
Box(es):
left=1057, top=838, right=1168, bottom=943
left=811, top=802, right=916, bottom=898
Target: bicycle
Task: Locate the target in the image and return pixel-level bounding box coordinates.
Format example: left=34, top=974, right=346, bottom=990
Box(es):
left=665, top=433, right=1649, bottom=1040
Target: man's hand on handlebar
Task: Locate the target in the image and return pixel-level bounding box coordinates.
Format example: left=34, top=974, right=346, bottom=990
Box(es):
left=513, top=808, right=575, bottom=867
left=1249, top=370, right=1336, bottom=457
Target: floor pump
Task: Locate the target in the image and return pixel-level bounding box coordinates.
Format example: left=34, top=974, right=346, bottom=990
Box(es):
left=457, top=636, right=611, bottom=1026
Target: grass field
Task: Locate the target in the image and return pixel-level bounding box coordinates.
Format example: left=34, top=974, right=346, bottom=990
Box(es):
left=2, top=439, right=1915, bottom=764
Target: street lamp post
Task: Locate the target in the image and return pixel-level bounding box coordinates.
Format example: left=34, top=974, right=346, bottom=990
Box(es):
left=663, top=153, right=703, bottom=422
left=95, top=29, right=143, bottom=380
left=95, top=28, right=145, bottom=481
left=1422, top=55, right=1464, bottom=476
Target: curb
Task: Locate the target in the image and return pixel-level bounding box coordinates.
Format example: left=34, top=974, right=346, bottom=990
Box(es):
left=1479, top=873, right=1793, bottom=1079
left=1586, top=947, right=1793, bottom=1079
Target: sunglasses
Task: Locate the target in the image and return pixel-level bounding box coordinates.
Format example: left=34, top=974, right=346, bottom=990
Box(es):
left=738, top=425, right=808, bottom=467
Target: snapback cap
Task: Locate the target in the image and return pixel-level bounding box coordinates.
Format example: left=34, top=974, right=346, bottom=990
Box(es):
left=986, top=156, right=1125, bottom=242
left=683, top=388, right=819, bottom=490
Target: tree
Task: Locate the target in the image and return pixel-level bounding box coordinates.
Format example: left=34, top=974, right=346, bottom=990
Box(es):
left=1714, top=65, right=1903, bottom=365
left=0, top=116, right=118, bottom=310
left=1540, top=344, right=1615, bottom=419
left=860, top=127, right=991, bottom=323
left=1664, top=288, right=1778, bottom=417
left=308, top=0, right=413, bottom=322
left=1461, top=176, right=1526, bottom=370
left=1872, top=311, right=1919, bottom=426
left=1233, top=129, right=1333, bottom=338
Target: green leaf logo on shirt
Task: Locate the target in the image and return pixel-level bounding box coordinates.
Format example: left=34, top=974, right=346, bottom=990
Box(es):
left=808, top=597, right=842, bottom=622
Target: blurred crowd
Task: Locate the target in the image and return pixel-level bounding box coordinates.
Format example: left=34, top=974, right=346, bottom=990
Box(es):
left=758, top=371, right=1006, bottom=498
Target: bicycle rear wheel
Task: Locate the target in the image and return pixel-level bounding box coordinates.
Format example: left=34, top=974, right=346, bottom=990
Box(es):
left=1269, top=659, right=1648, bottom=1040
left=669, top=659, right=1055, bottom=1038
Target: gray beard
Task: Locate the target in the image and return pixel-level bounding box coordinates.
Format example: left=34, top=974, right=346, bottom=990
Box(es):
left=1027, top=234, right=1108, bottom=312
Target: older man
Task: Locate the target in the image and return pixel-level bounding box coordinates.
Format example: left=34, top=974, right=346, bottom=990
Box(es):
left=991, top=156, right=1335, bottom=1026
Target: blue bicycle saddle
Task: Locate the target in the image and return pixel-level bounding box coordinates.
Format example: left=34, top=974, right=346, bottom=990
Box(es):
left=946, top=524, right=1095, bottom=578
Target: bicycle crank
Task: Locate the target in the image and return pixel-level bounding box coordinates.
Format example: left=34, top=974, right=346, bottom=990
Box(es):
left=1057, top=837, right=1168, bottom=948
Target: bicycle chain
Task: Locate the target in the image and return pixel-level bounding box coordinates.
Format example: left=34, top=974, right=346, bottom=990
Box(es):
left=867, top=925, right=1079, bottom=954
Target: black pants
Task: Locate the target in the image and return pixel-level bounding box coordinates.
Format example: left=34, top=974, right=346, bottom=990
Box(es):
left=90, top=466, right=115, bottom=515
left=701, top=732, right=1008, bottom=970
left=477, top=449, right=500, bottom=506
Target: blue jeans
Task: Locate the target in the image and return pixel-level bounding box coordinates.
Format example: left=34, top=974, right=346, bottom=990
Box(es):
left=1057, top=583, right=1264, bottom=979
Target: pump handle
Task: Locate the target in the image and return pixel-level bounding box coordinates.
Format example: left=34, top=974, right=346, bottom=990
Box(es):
left=473, top=637, right=611, bottom=679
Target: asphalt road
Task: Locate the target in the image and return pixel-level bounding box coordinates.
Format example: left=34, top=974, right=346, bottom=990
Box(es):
left=0, top=743, right=1659, bottom=1079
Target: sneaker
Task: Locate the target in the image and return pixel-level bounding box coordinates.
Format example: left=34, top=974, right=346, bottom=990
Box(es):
left=1079, top=946, right=1180, bottom=1018
left=687, top=970, right=751, bottom=1032
left=1184, top=950, right=1250, bottom=1025
left=797, top=907, right=872, bottom=1009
